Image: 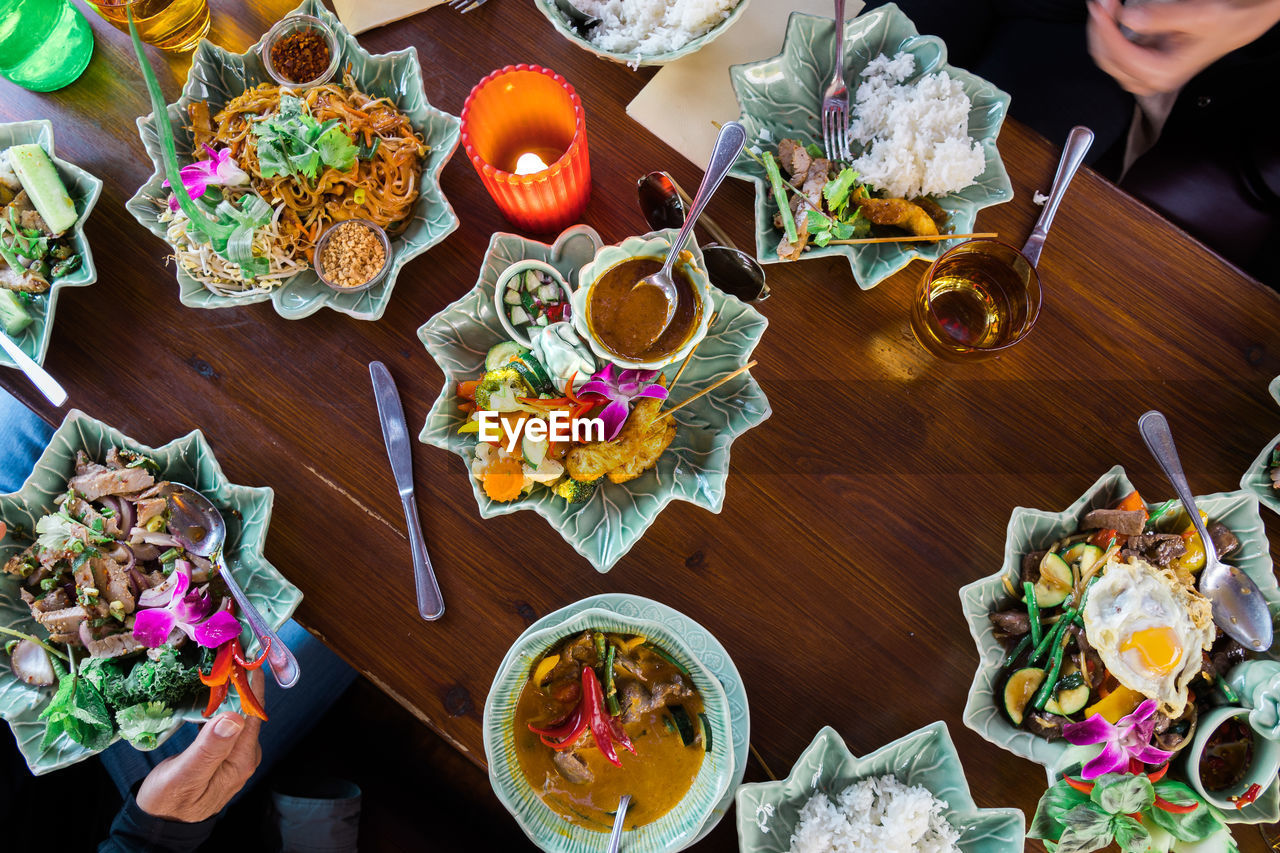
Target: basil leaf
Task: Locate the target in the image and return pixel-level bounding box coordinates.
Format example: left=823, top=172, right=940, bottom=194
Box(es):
left=1150, top=780, right=1226, bottom=842
left=1110, top=814, right=1149, bottom=853
left=1094, top=774, right=1154, bottom=815
left=1030, top=780, right=1092, bottom=840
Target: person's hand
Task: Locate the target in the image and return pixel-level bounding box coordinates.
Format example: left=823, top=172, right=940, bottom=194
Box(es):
left=135, top=669, right=265, bottom=823
left=1087, top=0, right=1280, bottom=95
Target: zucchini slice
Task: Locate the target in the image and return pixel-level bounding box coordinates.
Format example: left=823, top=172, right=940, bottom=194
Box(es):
left=1034, top=553, right=1074, bottom=608
left=1005, top=667, right=1046, bottom=725
left=669, top=705, right=699, bottom=747
left=485, top=341, right=529, bottom=371
left=1060, top=542, right=1103, bottom=575
left=644, top=642, right=691, bottom=678
left=699, top=711, right=712, bottom=752
left=1045, top=664, right=1090, bottom=716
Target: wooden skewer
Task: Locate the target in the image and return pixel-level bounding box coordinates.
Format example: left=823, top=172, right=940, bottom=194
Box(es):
left=657, top=361, right=757, bottom=421
left=826, top=231, right=998, bottom=246
left=749, top=742, right=779, bottom=782
left=667, top=310, right=720, bottom=391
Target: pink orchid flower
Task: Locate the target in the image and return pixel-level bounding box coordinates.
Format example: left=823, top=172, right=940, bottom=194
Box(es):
left=1062, top=698, right=1175, bottom=779
left=578, top=363, right=669, bottom=441
left=132, top=561, right=241, bottom=649
left=162, top=145, right=249, bottom=212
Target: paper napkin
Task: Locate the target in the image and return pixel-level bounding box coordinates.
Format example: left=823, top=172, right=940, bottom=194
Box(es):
left=332, top=0, right=445, bottom=35
left=626, top=0, right=862, bottom=169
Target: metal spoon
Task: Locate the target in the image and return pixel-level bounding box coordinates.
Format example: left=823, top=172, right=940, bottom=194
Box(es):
left=161, top=482, right=302, bottom=687
left=553, top=0, right=599, bottom=35
left=1137, top=410, right=1273, bottom=651
left=607, top=794, right=631, bottom=853
left=632, top=121, right=746, bottom=348
left=1021, top=125, right=1093, bottom=268
left=0, top=332, right=67, bottom=407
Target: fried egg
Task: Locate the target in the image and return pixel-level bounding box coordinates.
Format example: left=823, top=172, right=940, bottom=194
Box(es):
left=1082, top=556, right=1215, bottom=717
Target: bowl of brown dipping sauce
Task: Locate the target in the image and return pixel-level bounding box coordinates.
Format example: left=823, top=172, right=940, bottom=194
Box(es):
left=260, top=14, right=340, bottom=88
left=1186, top=705, right=1280, bottom=815
left=570, top=233, right=712, bottom=371
left=314, top=220, right=391, bottom=293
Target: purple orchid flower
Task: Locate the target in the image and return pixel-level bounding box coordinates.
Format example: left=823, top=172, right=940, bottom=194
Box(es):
left=162, top=145, right=249, bottom=212
left=578, top=363, right=669, bottom=441
left=1062, top=699, right=1174, bottom=779
left=133, top=561, right=241, bottom=649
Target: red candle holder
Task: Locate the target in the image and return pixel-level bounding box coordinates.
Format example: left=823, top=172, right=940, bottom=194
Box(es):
left=460, top=64, right=592, bottom=233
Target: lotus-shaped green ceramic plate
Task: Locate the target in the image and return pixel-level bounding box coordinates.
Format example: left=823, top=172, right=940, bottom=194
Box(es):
left=485, top=600, right=736, bottom=852
left=418, top=226, right=771, bottom=573
left=729, top=4, right=1013, bottom=289
left=736, top=723, right=1025, bottom=852
left=1240, top=376, right=1280, bottom=517
left=126, top=0, right=460, bottom=320
left=498, top=593, right=749, bottom=848
left=0, top=120, right=101, bottom=369
left=0, top=410, right=302, bottom=775
left=532, top=0, right=752, bottom=67
left=958, top=466, right=1280, bottom=823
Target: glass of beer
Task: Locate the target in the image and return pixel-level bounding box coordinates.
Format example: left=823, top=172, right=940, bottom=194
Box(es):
left=910, top=239, right=1041, bottom=361
left=84, top=0, right=210, bottom=52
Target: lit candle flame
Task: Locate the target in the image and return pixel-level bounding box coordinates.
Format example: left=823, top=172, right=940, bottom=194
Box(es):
left=514, top=152, right=550, bottom=176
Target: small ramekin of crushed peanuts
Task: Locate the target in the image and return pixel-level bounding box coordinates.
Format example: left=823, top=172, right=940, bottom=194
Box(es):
left=315, top=219, right=392, bottom=292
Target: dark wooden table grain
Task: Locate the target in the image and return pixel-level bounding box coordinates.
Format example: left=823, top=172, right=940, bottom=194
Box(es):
left=4, top=1, right=1279, bottom=849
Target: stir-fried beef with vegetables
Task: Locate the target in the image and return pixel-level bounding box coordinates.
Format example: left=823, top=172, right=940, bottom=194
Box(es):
left=1, top=448, right=266, bottom=754
left=1269, top=444, right=1279, bottom=492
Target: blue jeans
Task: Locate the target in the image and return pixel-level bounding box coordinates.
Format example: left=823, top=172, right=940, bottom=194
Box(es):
left=0, top=389, right=53, bottom=493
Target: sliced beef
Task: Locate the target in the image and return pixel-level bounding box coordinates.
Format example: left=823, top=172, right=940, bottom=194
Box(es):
left=93, top=555, right=135, bottom=614
left=68, top=458, right=155, bottom=501
left=1206, top=522, right=1240, bottom=559
left=86, top=631, right=144, bottom=659
left=988, top=609, right=1030, bottom=640
left=1080, top=508, right=1147, bottom=536
left=551, top=750, right=593, bottom=785
left=1025, top=711, right=1068, bottom=741
left=36, top=605, right=88, bottom=636
left=30, top=588, right=70, bottom=613
left=135, top=498, right=167, bottom=527
left=620, top=676, right=693, bottom=722
left=1021, top=550, right=1046, bottom=585
left=1121, top=532, right=1186, bottom=566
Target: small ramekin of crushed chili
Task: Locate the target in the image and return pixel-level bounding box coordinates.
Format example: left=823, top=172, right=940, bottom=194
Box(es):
left=261, top=15, right=339, bottom=87
left=315, top=220, right=392, bottom=292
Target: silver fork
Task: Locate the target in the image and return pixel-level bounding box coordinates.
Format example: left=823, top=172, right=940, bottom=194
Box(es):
left=820, top=0, right=850, bottom=162
left=447, top=0, right=487, bottom=12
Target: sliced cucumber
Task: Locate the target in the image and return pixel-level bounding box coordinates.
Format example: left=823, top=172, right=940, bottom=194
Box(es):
left=1034, top=552, right=1074, bottom=608
left=485, top=341, right=529, bottom=371
left=1045, top=664, right=1090, bottom=716
left=0, top=290, right=33, bottom=336
left=1005, top=667, right=1046, bottom=725
left=508, top=306, right=529, bottom=325
left=503, top=289, right=522, bottom=305
left=523, top=269, right=541, bottom=292
left=538, top=284, right=560, bottom=302
left=9, top=144, right=77, bottom=235
left=522, top=434, right=549, bottom=468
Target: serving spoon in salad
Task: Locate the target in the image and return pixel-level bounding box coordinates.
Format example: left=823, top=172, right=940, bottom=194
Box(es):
left=1137, top=410, right=1273, bottom=651
left=162, top=482, right=301, bottom=687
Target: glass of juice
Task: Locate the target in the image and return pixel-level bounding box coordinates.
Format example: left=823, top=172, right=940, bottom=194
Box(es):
left=84, top=0, right=210, bottom=52
left=0, top=0, right=94, bottom=92
left=910, top=239, right=1042, bottom=361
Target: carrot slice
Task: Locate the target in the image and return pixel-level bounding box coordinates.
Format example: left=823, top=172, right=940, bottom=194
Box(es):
left=483, top=456, right=525, bottom=502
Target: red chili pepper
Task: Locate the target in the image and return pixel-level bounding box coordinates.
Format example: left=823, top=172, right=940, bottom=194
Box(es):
left=202, top=681, right=228, bottom=718
left=230, top=664, right=268, bottom=721
left=1235, top=783, right=1263, bottom=809
left=1154, top=796, right=1198, bottom=814
left=201, top=638, right=269, bottom=721
left=200, top=641, right=235, bottom=688
left=234, top=638, right=270, bottom=670
left=1146, top=763, right=1169, bottom=783
left=529, top=703, right=587, bottom=749
left=1064, top=776, right=1095, bottom=795
left=582, top=667, right=626, bottom=767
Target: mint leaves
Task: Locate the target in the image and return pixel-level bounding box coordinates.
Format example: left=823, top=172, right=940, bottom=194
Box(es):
left=39, top=654, right=113, bottom=752
left=253, top=95, right=357, bottom=180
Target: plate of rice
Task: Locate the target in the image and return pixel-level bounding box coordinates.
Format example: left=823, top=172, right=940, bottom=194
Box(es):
left=729, top=4, right=1013, bottom=289
left=532, top=0, right=752, bottom=67
left=736, top=724, right=1024, bottom=853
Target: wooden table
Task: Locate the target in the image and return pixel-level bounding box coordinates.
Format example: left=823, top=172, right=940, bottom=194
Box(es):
left=4, top=1, right=1279, bottom=849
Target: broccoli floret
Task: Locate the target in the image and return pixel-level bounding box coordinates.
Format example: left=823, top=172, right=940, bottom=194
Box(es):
left=81, top=646, right=206, bottom=711
left=474, top=367, right=531, bottom=412
left=554, top=477, right=600, bottom=504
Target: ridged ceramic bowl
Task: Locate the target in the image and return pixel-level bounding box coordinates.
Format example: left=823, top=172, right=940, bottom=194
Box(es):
left=728, top=4, right=1012, bottom=289
left=126, top=0, right=460, bottom=321
left=418, top=226, right=770, bottom=573
left=570, top=231, right=714, bottom=371
left=532, top=0, right=752, bottom=67
left=958, top=465, right=1280, bottom=823
left=484, top=606, right=735, bottom=852
left=1240, top=375, right=1280, bottom=516
left=0, top=410, right=301, bottom=774
left=736, top=723, right=1025, bottom=852
left=0, top=120, right=101, bottom=369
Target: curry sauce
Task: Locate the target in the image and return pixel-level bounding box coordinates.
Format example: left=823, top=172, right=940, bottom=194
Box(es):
left=586, top=256, right=702, bottom=362
left=512, top=632, right=706, bottom=830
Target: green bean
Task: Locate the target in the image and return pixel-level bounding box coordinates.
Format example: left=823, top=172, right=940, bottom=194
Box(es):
left=1033, top=629, right=1073, bottom=711
left=1029, top=607, right=1074, bottom=665
left=1217, top=676, right=1241, bottom=704
left=762, top=151, right=798, bottom=244
left=1024, top=581, right=1042, bottom=648
left=1002, top=634, right=1032, bottom=670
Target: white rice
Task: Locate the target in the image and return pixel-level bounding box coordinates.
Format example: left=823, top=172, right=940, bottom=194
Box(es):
left=573, top=0, right=739, bottom=55
left=848, top=52, right=985, bottom=200
left=786, top=775, right=962, bottom=853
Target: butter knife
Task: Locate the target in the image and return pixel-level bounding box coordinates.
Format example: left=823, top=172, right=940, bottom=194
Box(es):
left=369, top=361, right=445, bottom=621
left=0, top=332, right=67, bottom=407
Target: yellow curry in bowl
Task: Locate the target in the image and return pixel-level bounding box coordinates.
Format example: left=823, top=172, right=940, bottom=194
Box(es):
left=513, top=630, right=709, bottom=830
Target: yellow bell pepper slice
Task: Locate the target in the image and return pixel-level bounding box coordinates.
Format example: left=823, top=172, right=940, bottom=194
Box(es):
left=1085, top=684, right=1146, bottom=724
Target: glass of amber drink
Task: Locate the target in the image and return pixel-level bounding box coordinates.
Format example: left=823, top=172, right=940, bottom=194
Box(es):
left=910, top=239, right=1042, bottom=361
left=84, top=0, right=210, bottom=52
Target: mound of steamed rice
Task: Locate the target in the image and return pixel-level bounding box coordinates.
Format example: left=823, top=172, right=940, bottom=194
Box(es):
left=848, top=52, right=985, bottom=200
left=786, top=774, right=961, bottom=853
left=574, top=0, right=740, bottom=55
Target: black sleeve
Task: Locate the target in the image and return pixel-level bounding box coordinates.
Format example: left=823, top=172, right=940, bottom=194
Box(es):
left=98, top=791, right=218, bottom=853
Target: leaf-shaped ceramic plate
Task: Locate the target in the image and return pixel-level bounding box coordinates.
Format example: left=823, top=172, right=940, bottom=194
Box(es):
left=418, top=226, right=771, bottom=573
left=728, top=4, right=1012, bottom=289
left=126, top=0, right=460, bottom=320
left=1240, top=375, right=1280, bottom=517
left=0, top=120, right=101, bottom=369
left=736, top=723, right=1025, bottom=852
left=496, top=593, right=749, bottom=847
left=532, top=0, right=752, bottom=67
left=958, top=466, right=1280, bottom=824
left=0, top=410, right=301, bottom=775
left=485, top=603, right=735, bottom=852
